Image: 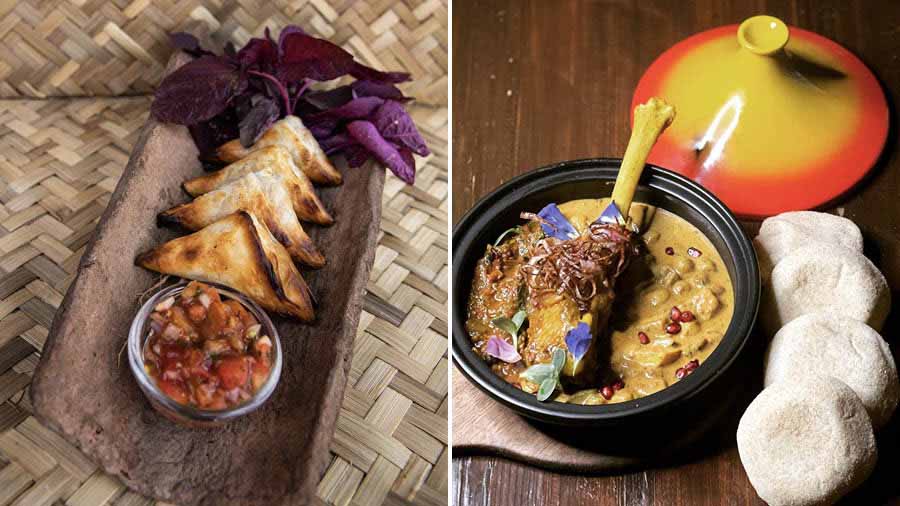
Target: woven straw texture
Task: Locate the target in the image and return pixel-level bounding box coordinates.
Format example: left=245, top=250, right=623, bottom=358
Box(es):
left=0, top=95, right=447, bottom=505
left=0, top=0, right=448, bottom=105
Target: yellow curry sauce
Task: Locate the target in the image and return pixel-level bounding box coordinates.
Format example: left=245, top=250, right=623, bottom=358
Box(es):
left=466, top=199, right=734, bottom=405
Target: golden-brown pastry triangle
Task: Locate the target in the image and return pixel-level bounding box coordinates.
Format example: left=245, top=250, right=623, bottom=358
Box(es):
left=136, top=211, right=315, bottom=321
left=214, top=116, right=342, bottom=186
left=160, top=171, right=325, bottom=268
left=184, top=145, right=333, bottom=225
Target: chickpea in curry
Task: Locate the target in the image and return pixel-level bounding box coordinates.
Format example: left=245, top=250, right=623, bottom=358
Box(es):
left=466, top=199, right=734, bottom=404
left=143, top=281, right=273, bottom=409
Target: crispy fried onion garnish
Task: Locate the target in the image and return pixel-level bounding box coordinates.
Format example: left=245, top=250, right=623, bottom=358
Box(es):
left=520, top=219, right=640, bottom=312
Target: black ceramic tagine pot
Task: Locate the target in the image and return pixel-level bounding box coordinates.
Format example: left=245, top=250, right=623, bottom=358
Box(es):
left=452, top=158, right=760, bottom=441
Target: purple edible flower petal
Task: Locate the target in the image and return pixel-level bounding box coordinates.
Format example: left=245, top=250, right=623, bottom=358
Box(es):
left=596, top=201, right=624, bottom=225
left=485, top=335, right=522, bottom=363
left=564, top=322, right=592, bottom=362
left=537, top=203, right=578, bottom=240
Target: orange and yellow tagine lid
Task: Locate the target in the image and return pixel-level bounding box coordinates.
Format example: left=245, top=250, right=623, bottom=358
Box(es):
left=632, top=15, right=888, bottom=218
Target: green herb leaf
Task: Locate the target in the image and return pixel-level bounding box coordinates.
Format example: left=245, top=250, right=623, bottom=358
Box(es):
left=525, top=348, right=568, bottom=403
left=511, top=309, right=526, bottom=329
left=519, top=363, right=555, bottom=384
left=491, top=309, right=527, bottom=349
left=551, top=347, right=567, bottom=372
left=494, top=227, right=521, bottom=246
left=537, top=377, right=558, bottom=401
left=491, top=317, right=518, bottom=339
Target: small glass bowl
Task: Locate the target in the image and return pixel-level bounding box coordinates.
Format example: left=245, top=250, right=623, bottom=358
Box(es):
left=128, top=280, right=282, bottom=427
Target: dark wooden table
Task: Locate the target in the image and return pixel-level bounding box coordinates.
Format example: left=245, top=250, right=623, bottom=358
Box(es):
left=451, top=1, right=900, bottom=504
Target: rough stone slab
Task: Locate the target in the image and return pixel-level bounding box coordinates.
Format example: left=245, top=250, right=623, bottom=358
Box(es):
left=29, top=53, right=385, bottom=506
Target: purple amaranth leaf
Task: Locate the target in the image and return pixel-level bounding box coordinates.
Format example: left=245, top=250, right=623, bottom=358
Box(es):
left=346, top=120, right=415, bottom=183
left=151, top=56, right=246, bottom=125
left=237, top=37, right=278, bottom=68
left=239, top=96, right=280, bottom=147
left=536, top=203, right=578, bottom=240
left=169, top=32, right=213, bottom=57
left=564, top=322, right=592, bottom=362
left=318, top=132, right=353, bottom=153
left=343, top=144, right=371, bottom=167
left=372, top=100, right=429, bottom=156
left=305, top=96, right=385, bottom=137
left=351, top=80, right=410, bottom=101
left=302, top=86, right=354, bottom=111
left=485, top=335, right=522, bottom=363
left=188, top=107, right=240, bottom=158
left=277, top=25, right=307, bottom=55
left=350, top=64, right=411, bottom=84
left=278, top=32, right=357, bottom=82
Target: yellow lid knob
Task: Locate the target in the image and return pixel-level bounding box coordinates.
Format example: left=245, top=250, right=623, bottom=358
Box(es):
left=737, top=15, right=789, bottom=55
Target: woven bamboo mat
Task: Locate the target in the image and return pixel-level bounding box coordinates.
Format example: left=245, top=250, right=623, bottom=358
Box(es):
left=0, top=96, right=448, bottom=506
left=0, top=0, right=447, bottom=105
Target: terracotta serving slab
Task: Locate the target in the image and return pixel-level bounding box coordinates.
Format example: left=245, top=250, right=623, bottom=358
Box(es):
left=30, top=53, right=385, bottom=506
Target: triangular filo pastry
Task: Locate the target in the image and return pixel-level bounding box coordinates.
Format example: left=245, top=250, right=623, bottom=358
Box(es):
left=136, top=211, right=315, bottom=321
left=214, top=116, right=342, bottom=186
left=184, top=145, right=333, bottom=225
left=159, top=171, right=325, bottom=268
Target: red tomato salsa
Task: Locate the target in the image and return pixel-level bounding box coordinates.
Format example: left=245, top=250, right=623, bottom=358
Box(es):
left=143, top=281, right=273, bottom=409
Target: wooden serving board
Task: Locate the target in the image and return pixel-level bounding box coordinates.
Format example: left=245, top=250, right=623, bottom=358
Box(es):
left=29, top=53, right=385, bottom=506
left=452, top=367, right=740, bottom=472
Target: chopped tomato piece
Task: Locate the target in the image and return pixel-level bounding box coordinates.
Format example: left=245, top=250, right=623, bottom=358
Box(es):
left=158, top=380, right=189, bottom=405
left=186, top=302, right=207, bottom=322
left=217, top=356, right=250, bottom=390
left=184, top=348, right=210, bottom=379
left=167, top=306, right=195, bottom=338
left=251, top=360, right=270, bottom=391
left=200, top=300, right=229, bottom=340
left=225, top=299, right=257, bottom=329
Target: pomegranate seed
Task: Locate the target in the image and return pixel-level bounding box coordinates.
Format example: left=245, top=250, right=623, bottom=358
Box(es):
left=687, top=247, right=702, bottom=257
left=665, top=247, right=675, bottom=256
left=665, top=322, right=681, bottom=334
left=670, top=306, right=682, bottom=322
left=600, top=386, right=614, bottom=400
left=638, top=331, right=650, bottom=345
left=612, top=380, right=625, bottom=391
left=676, top=360, right=700, bottom=380
left=679, top=311, right=695, bottom=323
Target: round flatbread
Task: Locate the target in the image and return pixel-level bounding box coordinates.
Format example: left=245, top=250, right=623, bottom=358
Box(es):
left=761, top=244, right=890, bottom=334
left=765, top=314, right=899, bottom=428
left=754, top=211, right=863, bottom=283
left=737, top=375, right=877, bottom=506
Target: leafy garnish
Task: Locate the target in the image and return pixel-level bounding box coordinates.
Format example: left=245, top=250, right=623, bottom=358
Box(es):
left=484, top=335, right=521, bottom=363
left=536, top=204, right=578, bottom=240
left=494, top=227, right=521, bottom=246
left=519, top=348, right=567, bottom=402
left=151, top=25, right=429, bottom=184
left=564, top=321, right=592, bottom=365
left=491, top=309, right=527, bottom=349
